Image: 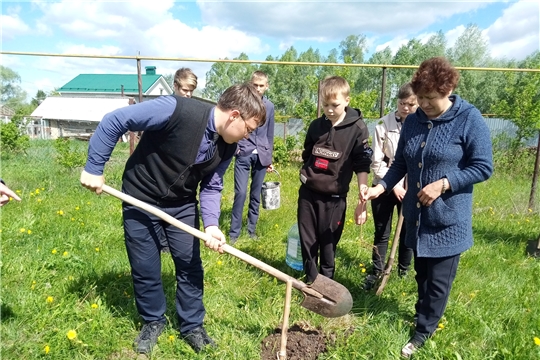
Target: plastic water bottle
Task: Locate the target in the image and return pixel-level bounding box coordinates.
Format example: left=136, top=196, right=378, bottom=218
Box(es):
left=285, top=223, right=304, bottom=271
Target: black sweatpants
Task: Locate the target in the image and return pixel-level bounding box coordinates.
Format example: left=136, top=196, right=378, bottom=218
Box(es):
left=297, top=185, right=347, bottom=284
left=412, top=253, right=461, bottom=343
left=370, top=190, right=413, bottom=273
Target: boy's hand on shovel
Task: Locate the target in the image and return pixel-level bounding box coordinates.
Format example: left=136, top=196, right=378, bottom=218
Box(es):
left=204, top=226, right=226, bottom=254
left=80, top=170, right=105, bottom=194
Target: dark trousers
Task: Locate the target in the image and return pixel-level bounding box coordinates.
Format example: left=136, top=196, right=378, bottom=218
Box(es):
left=412, top=253, right=461, bottom=343
left=230, top=153, right=267, bottom=238
left=370, top=190, right=413, bottom=273
left=297, top=185, right=347, bottom=284
left=123, top=202, right=205, bottom=335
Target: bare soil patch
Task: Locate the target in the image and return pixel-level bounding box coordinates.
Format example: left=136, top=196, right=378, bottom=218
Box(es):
left=260, top=322, right=334, bottom=360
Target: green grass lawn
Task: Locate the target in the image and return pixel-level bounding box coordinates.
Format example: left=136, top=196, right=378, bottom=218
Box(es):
left=1, top=140, right=539, bottom=359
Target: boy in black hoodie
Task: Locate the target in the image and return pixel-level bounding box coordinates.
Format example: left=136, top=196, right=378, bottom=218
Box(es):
left=298, top=76, right=372, bottom=284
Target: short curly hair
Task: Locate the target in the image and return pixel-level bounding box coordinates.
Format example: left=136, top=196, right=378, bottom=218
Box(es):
left=411, top=57, right=460, bottom=95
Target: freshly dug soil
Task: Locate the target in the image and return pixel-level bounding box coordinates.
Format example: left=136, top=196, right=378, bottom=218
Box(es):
left=260, top=323, right=330, bottom=360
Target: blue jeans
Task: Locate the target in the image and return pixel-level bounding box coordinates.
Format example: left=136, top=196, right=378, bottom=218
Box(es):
left=123, top=202, right=205, bottom=335
left=230, top=153, right=267, bottom=238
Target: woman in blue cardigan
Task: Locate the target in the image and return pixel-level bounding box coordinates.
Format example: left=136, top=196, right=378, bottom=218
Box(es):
left=363, top=57, right=493, bottom=358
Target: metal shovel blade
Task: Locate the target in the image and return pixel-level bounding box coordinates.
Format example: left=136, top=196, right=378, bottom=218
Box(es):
left=299, top=274, right=353, bottom=318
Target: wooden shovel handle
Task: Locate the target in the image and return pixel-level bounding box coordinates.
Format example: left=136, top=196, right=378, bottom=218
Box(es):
left=375, top=208, right=404, bottom=296
left=278, top=279, right=293, bottom=360
left=101, top=184, right=319, bottom=297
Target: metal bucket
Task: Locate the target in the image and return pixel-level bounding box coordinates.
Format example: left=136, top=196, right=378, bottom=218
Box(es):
left=261, top=169, right=281, bottom=210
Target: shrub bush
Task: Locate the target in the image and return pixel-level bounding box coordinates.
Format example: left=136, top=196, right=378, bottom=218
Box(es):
left=0, top=121, right=30, bottom=155
left=273, top=135, right=302, bottom=166
left=53, top=138, right=87, bottom=169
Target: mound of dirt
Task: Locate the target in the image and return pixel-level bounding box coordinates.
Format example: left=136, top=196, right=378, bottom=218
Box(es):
left=260, top=323, right=330, bottom=360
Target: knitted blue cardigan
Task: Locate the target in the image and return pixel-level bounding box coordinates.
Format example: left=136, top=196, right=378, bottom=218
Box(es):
left=380, top=95, right=493, bottom=257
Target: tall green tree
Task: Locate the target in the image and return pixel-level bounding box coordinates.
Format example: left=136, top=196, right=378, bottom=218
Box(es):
left=31, top=90, right=47, bottom=107
left=203, top=53, right=255, bottom=101
left=1, top=66, right=28, bottom=107
left=448, top=24, right=491, bottom=109
left=492, top=52, right=540, bottom=210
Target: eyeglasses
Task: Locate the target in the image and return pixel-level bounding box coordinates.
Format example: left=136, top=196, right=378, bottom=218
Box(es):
left=240, top=114, right=256, bottom=137
left=399, top=101, right=418, bottom=108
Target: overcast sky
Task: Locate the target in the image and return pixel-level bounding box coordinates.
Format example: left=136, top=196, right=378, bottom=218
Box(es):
left=1, top=0, right=538, bottom=100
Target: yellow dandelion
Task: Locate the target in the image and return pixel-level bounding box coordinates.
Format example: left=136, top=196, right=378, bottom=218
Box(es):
left=30, top=192, right=35, bottom=196
left=217, top=260, right=223, bottom=266
left=41, top=188, right=45, bottom=191
left=57, top=210, right=64, bottom=215
left=438, top=323, right=445, bottom=329
left=402, top=292, right=406, bottom=296
left=528, top=208, right=533, bottom=213
left=16, top=190, right=21, bottom=193
left=91, top=303, right=98, bottom=309
left=71, top=218, right=75, bottom=221
left=274, top=224, right=279, bottom=228
left=46, top=296, right=54, bottom=303
left=27, top=229, right=32, bottom=235
left=80, top=222, right=85, bottom=226
left=66, top=330, right=77, bottom=340
left=168, top=335, right=175, bottom=341
left=526, top=219, right=530, bottom=222
left=38, top=198, right=42, bottom=202
left=75, top=206, right=80, bottom=210
left=86, top=202, right=91, bottom=205
left=470, top=292, right=476, bottom=298
left=534, top=337, right=540, bottom=346
left=63, top=251, right=68, bottom=257
left=359, top=263, right=364, bottom=267
left=95, top=247, right=100, bottom=252
left=20, top=228, right=26, bottom=233
left=44, top=345, right=50, bottom=354
left=32, top=280, right=36, bottom=284
left=361, top=268, right=366, bottom=273
left=35, top=189, right=40, bottom=194
left=51, top=249, right=57, bottom=254
left=68, top=276, right=74, bottom=281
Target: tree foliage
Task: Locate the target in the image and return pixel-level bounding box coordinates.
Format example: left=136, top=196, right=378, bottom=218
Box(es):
left=31, top=90, right=47, bottom=107
left=203, top=53, right=255, bottom=101
left=1, top=65, right=28, bottom=107
left=492, top=51, right=540, bottom=142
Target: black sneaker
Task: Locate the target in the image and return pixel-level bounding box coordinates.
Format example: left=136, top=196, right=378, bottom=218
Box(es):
left=363, top=272, right=381, bottom=291
left=229, top=237, right=238, bottom=246
left=398, top=269, right=408, bottom=278
left=134, top=321, right=165, bottom=354
left=248, top=233, right=259, bottom=240
left=182, top=326, right=216, bottom=353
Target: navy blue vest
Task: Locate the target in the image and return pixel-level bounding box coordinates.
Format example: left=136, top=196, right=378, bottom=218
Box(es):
left=122, top=96, right=236, bottom=206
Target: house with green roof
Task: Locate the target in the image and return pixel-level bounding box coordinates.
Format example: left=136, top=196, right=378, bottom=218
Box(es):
left=27, top=66, right=173, bottom=139
left=57, top=66, right=173, bottom=101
